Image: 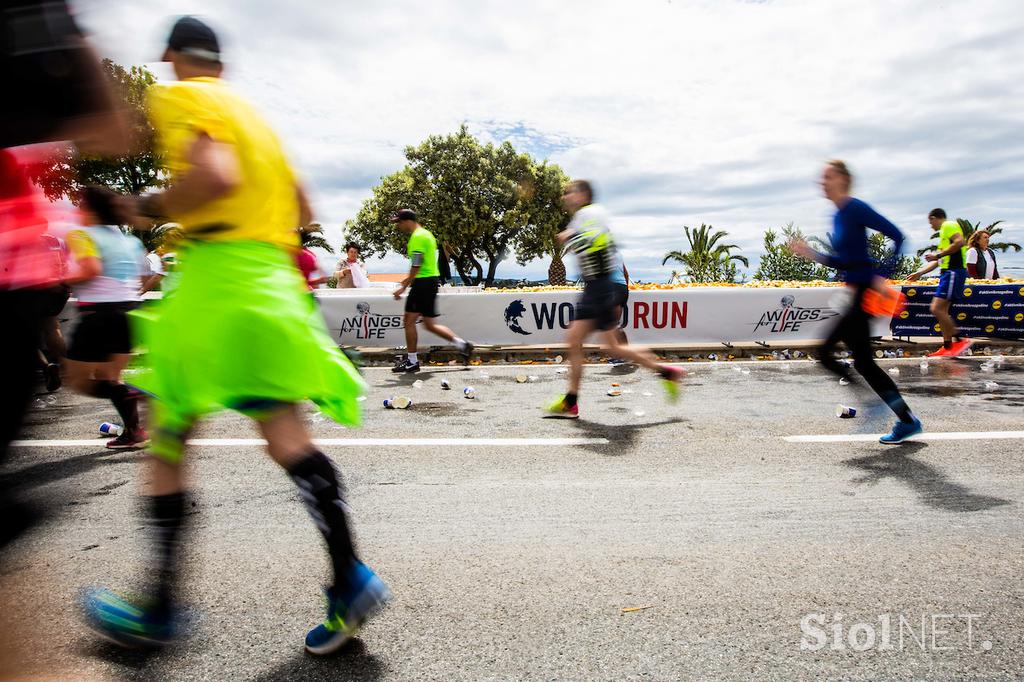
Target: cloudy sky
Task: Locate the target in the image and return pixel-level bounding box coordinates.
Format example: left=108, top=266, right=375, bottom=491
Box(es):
left=76, top=0, right=1024, bottom=281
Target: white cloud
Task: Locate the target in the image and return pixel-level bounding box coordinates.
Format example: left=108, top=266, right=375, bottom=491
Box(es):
left=76, top=0, right=1024, bottom=281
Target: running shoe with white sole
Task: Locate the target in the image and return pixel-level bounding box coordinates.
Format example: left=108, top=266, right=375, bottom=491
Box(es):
left=879, top=416, right=923, bottom=444
left=391, top=360, right=420, bottom=374
left=305, top=562, right=392, bottom=655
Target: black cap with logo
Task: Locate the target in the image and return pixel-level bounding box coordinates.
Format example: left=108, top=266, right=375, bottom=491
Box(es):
left=165, top=16, right=221, bottom=63
left=390, top=208, right=417, bottom=223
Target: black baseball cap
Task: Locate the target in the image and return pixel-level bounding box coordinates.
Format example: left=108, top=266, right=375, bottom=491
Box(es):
left=390, top=208, right=417, bottom=223
left=165, top=16, right=221, bottom=63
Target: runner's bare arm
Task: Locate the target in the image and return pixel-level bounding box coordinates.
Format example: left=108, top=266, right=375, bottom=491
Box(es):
left=906, top=260, right=939, bottom=281
left=127, top=133, right=240, bottom=228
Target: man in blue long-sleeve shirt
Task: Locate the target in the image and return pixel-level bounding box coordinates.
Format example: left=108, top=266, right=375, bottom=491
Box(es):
left=791, top=160, right=922, bottom=444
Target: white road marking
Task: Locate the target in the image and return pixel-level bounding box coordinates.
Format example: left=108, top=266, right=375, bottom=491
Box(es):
left=10, top=437, right=609, bottom=448
left=785, top=430, right=1024, bottom=443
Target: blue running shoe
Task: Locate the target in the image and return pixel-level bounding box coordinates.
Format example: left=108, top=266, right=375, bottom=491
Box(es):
left=879, top=416, right=923, bottom=444
left=305, top=562, right=391, bottom=655
left=81, top=587, right=177, bottom=648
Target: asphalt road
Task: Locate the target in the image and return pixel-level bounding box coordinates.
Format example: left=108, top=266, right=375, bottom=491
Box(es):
left=2, top=356, right=1023, bottom=681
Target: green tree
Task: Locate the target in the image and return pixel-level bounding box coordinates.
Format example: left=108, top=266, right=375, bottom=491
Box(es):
left=754, top=223, right=832, bottom=281
left=809, top=232, right=923, bottom=280
left=868, top=233, right=923, bottom=280
left=344, top=125, right=568, bottom=286
left=29, top=59, right=166, bottom=249
left=661, top=224, right=749, bottom=283
left=31, top=59, right=163, bottom=201
left=916, top=219, right=1021, bottom=256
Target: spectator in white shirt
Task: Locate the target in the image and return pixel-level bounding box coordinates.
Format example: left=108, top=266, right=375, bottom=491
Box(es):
left=334, top=242, right=369, bottom=288
left=965, top=230, right=999, bottom=280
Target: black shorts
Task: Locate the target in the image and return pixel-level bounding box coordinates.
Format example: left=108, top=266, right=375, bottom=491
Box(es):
left=575, top=278, right=619, bottom=331
left=613, top=283, right=629, bottom=308
left=405, top=277, right=440, bottom=317
left=67, top=302, right=136, bottom=362
left=39, top=285, right=71, bottom=318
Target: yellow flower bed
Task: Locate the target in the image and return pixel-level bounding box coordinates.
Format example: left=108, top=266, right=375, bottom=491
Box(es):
left=492, top=278, right=1024, bottom=293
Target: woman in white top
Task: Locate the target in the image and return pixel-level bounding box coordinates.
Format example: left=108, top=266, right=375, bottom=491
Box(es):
left=966, top=230, right=999, bottom=279
left=334, top=241, right=370, bottom=288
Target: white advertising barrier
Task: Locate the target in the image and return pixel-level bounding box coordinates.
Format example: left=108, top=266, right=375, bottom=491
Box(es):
left=317, top=287, right=893, bottom=347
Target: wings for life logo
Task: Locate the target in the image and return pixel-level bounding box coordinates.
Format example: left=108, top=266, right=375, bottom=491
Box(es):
left=338, top=302, right=403, bottom=340
left=504, top=300, right=531, bottom=335
left=753, top=295, right=837, bottom=334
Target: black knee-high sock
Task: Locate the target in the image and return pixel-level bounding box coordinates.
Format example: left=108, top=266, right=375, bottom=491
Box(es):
left=90, top=380, right=140, bottom=433
left=148, top=491, right=187, bottom=615
left=288, top=450, right=359, bottom=595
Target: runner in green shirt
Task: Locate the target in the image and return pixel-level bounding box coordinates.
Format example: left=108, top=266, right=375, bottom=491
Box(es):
left=391, top=209, right=473, bottom=372
left=907, top=208, right=971, bottom=356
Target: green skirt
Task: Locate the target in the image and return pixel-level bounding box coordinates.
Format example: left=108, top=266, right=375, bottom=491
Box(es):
left=132, top=241, right=364, bottom=452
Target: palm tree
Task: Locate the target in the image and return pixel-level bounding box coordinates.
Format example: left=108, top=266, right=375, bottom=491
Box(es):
left=662, top=224, right=749, bottom=283
left=299, top=222, right=335, bottom=254
left=916, top=219, right=1021, bottom=256
left=547, top=244, right=569, bottom=285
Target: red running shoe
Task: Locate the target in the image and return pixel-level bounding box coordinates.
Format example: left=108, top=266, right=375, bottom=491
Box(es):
left=947, top=338, right=973, bottom=357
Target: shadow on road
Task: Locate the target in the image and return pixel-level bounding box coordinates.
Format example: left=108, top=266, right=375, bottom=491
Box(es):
left=0, top=449, right=136, bottom=493
left=570, top=416, right=687, bottom=456
left=77, top=637, right=170, bottom=680
left=842, top=445, right=1013, bottom=512
left=250, top=639, right=386, bottom=681
left=380, top=367, right=472, bottom=388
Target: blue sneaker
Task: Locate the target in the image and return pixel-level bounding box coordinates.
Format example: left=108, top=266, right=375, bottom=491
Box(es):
left=81, top=587, right=177, bottom=648
left=305, top=562, right=391, bottom=655
left=879, top=416, right=923, bottom=444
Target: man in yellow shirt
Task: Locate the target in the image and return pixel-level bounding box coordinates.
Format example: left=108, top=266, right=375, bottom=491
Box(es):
left=82, top=17, right=389, bottom=655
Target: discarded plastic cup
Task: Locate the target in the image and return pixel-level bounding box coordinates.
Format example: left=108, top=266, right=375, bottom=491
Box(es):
left=554, top=355, right=563, bottom=363
left=440, top=379, right=451, bottom=390
left=835, top=405, right=857, bottom=418
left=99, top=422, right=123, bottom=436
left=463, top=387, right=476, bottom=399
left=384, top=396, right=413, bottom=409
